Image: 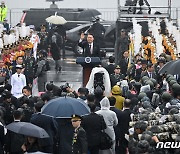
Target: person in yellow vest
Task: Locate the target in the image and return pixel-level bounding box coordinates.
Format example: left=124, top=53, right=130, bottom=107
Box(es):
left=0, top=1, right=7, bottom=22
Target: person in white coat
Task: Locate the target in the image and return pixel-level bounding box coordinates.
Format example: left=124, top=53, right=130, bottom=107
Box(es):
left=11, top=65, right=26, bottom=98
left=96, top=97, right=118, bottom=154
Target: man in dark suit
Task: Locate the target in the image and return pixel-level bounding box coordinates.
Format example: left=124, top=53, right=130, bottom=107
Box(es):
left=105, top=56, right=116, bottom=75
left=119, top=50, right=129, bottom=76
left=82, top=103, right=106, bottom=154
left=119, top=99, right=132, bottom=154
left=78, top=33, right=100, bottom=57
left=141, top=63, right=157, bottom=80
left=109, top=96, right=123, bottom=154
left=5, top=110, right=24, bottom=154
left=30, top=101, right=58, bottom=153
left=71, top=114, right=88, bottom=154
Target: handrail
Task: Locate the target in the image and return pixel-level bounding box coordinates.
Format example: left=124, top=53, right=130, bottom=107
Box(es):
left=4, top=7, right=180, bottom=26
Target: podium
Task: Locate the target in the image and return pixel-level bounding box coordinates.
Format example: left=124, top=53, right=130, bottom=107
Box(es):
left=76, top=57, right=101, bottom=86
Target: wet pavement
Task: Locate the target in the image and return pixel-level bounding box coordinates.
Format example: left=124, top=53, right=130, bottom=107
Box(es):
left=46, top=50, right=83, bottom=91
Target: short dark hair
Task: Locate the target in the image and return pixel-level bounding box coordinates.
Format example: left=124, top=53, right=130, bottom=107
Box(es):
left=4, top=84, right=12, bottom=91
left=34, top=101, right=44, bottom=112
left=22, top=86, right=32, bottom=93
left=147, top=63, right=153, bottom=68
left=16, top=56, right=23, bottom=60
left=108, top=96, right=116, bottom=106
left=13, top=110, right=23, bottom=120
left=124, top=99, right=131, bottom=108
left=109, top=56, right=115, bottom=63
left=78, top=87, right=89, bottom=96
left=41, top=93, right=51, bottom=102
left=86, top=94, right=95, bottom=103
left=87, top=33, right=94, bottom=37
left=88, top=103, right=96, bottom=112
left=46, top=83, right=54, bottom=91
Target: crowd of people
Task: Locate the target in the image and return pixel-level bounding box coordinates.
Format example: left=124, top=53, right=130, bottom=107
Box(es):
left=0, top=1, right=179, bottom=153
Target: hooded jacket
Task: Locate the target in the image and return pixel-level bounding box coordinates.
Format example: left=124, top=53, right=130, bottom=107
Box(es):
left=112, top=85, right=125, bottom=110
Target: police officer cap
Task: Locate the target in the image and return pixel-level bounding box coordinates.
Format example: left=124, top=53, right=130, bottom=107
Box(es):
left=161, top=92, right=172, bottom=101
left=71, top=114, right=82, bottom=120
left=16, top=65, right=23, bottom=69
left=40, top=24, right=46, bottom=28
left=138, top=92, right=147, bottom=101
left=158, top=57, right=166, bottom=64
left=115, top=65, right=121, bottom=69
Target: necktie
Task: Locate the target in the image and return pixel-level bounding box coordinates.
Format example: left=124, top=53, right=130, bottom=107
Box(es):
left=89, top=44, right=92, bottom=54
left=149, top=72, right=152, bottom=78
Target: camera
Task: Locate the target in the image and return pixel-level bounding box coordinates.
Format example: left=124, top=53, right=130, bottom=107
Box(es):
left=94, top=73, right=104, bottom=90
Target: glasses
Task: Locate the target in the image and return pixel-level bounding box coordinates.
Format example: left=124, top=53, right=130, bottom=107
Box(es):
left=71, top=120, right=81, bottom=122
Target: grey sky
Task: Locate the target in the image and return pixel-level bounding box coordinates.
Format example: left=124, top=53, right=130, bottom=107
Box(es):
left=4, top=0, right=180, bottom=9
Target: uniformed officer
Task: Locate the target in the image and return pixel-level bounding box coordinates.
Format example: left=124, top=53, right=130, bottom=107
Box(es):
left=11, top=65, right=26, bottom=98
left=37, top=25, right=48, bottom=51
left=110, top=65, right=125, bottom=88
left=24, top=48, right=36, bottom=87
left=71, top=114, right=88, bottom=154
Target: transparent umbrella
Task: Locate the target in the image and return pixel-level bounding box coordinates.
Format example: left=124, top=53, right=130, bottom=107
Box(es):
left=46, top=12, right=67, bottom=25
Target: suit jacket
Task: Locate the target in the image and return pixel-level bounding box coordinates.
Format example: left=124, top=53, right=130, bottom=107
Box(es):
left=81, top=113, right=105, bottom=147
left=30, top=113, right=58, bottom=147
left=105, top=63, right=116, bottom=75
left=141, top=71, right=157, bottom=79
left=72, top=126, right=88, bottom=154
left=119, top=58, right=129, bottom=76
left=119, top=109, right=132, bottom=138
left=78, top=40, right=100, bottom=57
left=110, top=107, right=123, bottom=139
left=0, top=125, right=4, bottom=153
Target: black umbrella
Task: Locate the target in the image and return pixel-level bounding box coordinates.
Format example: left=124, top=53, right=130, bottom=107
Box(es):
left=78, top=9, right=101, bottom=20
left=104, top=23, right=116, bottom=37
left=41, top=97, right=90, bottom=118
left=6, top=122, right=49, bottom=138
left=159, top=60, right=180, bottom=75
left=66, top=23, right=91, bottom=42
